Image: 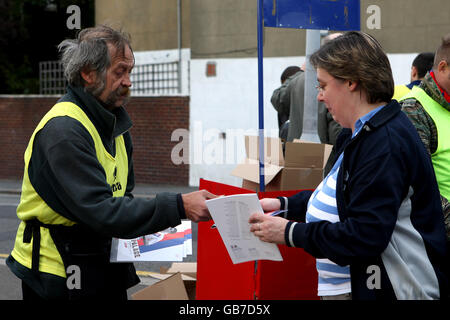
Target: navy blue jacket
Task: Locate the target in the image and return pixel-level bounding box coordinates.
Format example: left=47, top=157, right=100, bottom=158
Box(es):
left=282, top=100, right=448, bottom=300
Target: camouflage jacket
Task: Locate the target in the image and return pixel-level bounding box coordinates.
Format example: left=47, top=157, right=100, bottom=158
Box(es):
left=400, top=72, right=450, bottom=240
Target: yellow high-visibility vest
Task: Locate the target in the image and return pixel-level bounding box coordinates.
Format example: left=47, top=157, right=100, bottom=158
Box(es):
left=400, top=86, right=450, bottom=200
left=11, top=102, right=128, bottom=277
left=393, top=84, right=411, bottom=101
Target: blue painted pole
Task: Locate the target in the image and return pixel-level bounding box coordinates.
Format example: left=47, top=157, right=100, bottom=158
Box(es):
left=257, top=0, right=265, bottom=192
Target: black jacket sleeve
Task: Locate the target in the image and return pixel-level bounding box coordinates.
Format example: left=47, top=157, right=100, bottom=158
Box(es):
left=29, top=116, right=183, bottom=239
left=283, top=190, right=314, bottom=222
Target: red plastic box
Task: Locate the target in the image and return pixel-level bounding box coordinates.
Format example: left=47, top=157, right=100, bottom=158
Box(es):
left=196, top=179, right=318, bottom=300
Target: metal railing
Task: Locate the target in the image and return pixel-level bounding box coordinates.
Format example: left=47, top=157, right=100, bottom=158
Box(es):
left=131, top=61, right=181, bottom=95
left=39, top=61, right=67, bottom=95
left=39, top=60, right=181, bottom=95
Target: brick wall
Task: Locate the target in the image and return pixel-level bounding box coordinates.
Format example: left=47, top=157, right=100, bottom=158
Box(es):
left=126, top=96, right=190, bottom=185
left=0, top=95, right=189, bottom=185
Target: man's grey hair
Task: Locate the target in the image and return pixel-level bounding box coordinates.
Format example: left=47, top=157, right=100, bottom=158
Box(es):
left=58, top=25, right=132, bottom=91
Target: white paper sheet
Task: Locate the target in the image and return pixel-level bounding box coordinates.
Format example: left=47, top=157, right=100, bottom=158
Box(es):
left=206, top=194, right=283, bottom=264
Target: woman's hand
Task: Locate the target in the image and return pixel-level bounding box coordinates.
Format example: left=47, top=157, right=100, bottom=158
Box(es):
left=249, top=212, right=288, bottom=245
left=260, top=198, right=281, bottom=213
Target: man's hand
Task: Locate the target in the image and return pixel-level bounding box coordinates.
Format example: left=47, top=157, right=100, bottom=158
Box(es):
left=182, top=190, right=218, bottom=222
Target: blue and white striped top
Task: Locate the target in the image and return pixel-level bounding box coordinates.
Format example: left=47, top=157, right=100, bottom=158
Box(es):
left=305, top=104, right=385, bottom=297
left=306, top=153, right=350, bottom=296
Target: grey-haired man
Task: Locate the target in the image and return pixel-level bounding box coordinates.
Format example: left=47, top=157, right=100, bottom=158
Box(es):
left=7, top=25, right=216, bottom=300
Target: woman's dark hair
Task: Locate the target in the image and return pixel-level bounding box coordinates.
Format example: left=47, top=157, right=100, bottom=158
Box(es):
left=310, top=31, right=394, bottom=104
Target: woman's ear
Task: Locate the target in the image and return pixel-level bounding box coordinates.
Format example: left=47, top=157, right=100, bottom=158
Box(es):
left=348, top=80, right=358, bottom=91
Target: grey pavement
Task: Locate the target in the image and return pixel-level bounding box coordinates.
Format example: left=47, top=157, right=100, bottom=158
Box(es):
left=0, top=179, right=199, bottom=300
left=0, top=179, right=22, bottom=195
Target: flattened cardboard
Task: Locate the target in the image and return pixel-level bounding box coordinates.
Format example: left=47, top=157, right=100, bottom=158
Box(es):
left=160, top=262, right=197, bottom=280
left=241, top=172, right=282, bottom=192
left=230, top=158, right=282, bottom=185
left=131, top=272, right=189, bottom=300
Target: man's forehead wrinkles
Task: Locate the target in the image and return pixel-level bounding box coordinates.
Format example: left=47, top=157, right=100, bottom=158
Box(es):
left=115, top=61, right=133, bottom=68
left=110, top=56, right=134, bottom=70
left=110, top=53, right=134, bottom=69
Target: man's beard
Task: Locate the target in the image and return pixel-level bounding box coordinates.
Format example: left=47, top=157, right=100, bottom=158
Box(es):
left=104, top=86, right=131, bottom=107
left=86, top=78, right=131, bottom=109
left=86, top=77, right=105, bottom=98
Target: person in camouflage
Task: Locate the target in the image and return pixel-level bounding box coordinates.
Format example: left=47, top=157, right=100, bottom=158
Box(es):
left=400, top=34, right=450, bottom=243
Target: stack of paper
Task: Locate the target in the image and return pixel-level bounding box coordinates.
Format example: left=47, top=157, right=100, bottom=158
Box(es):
left=110, top=220, right=192, bottom=262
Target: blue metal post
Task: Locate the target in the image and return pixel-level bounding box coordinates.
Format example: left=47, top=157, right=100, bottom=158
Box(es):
left=257, top=0, right=265, bottom=192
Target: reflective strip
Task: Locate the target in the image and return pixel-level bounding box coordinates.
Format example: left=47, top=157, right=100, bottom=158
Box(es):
left=288, top=222, right=297, bottom=247
left=282, top=197, right=288, bottom=218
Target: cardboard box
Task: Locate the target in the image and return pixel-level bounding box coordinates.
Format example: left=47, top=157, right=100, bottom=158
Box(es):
left=232, top=136, right=332, bottom=191
left=132, top=263, right=197, bottom=300
left=160, top=262, right=197, bottom=300
left=131, top=273, right=189, bottom=300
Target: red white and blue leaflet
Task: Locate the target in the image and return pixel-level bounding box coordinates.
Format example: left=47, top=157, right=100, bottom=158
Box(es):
left=110, top=220, right=192, bottom=262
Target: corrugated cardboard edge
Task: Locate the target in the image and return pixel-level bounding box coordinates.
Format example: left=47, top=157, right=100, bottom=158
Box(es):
left=149, top=272, right=196, bottom=281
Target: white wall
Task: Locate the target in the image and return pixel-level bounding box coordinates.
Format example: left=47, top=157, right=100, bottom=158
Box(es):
left=189, top=56, right=303, bottom=187
left=388, top=53, right=417, bottom=85
left=132, top=48, right=191, bottom=96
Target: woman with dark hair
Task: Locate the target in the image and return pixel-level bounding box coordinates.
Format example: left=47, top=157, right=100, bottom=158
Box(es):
left=249, top=31, right=448, bottom=300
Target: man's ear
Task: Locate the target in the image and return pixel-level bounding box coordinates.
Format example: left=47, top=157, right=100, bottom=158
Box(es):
left=437, top=60, right=448, bottom=73
left=411, top=66, right=418, bottom=81
left=80, top=68, right=96, bottom=85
